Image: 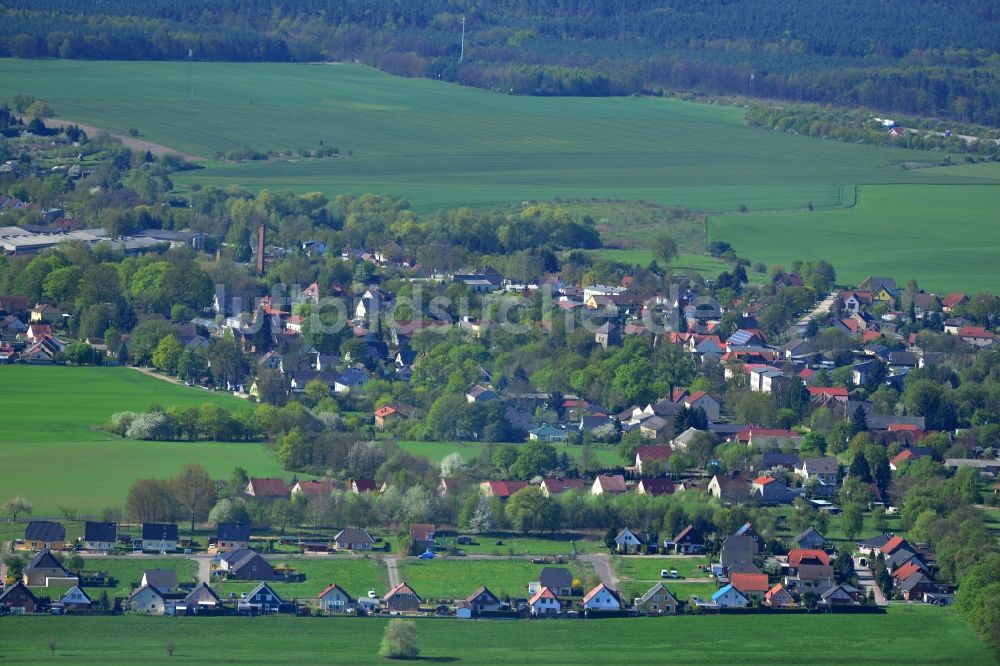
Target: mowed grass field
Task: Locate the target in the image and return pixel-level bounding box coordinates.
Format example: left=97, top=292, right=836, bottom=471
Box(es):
left=710, top=184, right=1000, bottom=292
left=395, top=439, right=621, bottom=467
left=213, top=556, right=388, bottom=601
left=397, top=559, right=591, bottom=601
left=0, top=366, right=284, bottom=515
left=1, top=606, right=994, bottom=665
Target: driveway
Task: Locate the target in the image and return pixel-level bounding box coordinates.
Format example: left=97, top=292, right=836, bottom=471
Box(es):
left=854, top=557, right=887, bottom=606
left=579, top=553, right=618, bottom=588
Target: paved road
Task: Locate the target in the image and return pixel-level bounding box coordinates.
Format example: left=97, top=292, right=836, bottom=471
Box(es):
left=579, top=553, right=617, bottom=588
left=854, top=557, right=887, bottom=607
left=195, top=555, right=213, bottom=584
left=385, top=556, right=401, bottom=588
left=788, top=291, right=837, bottom=337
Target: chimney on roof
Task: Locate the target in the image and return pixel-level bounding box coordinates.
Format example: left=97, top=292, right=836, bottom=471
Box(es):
left=256, top=224, right=266, bottom=275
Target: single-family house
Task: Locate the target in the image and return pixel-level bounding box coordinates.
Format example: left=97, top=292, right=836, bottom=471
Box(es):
left=334, top=528, right=375, bottom=551
left=794, top=527, right=828, bottom=551
left=83, top=521, right=117, bottom=552
left=900, top=573, right=937, bottom=601
left=786, top=563, right=834, bottom=594
left=684, top=391, right=720, bottom=421
left=22, top=549, right=75, bottom=587
left=537, top=567, right=574, bottom=597
left=856, top=534, right=893, bottom=557
left=795, top=457, right=840, bottom=485
left=636, top=477, right=675, bottom=497
left=613, top=528, right=644, bottom=554
left=820, top=584, right=860, bottom=606
left=318, top=583, right=357, bottom=613
left=591, top=474, right=627, bottom=496
left=787, top=549, right=831, bottom=571
left=731, top=572, right=770, bottom=598
left=291, top=479, right=337, bottom=498
left=720, top=535, right=759, bottom=574
left=880, top=535, right=913, bottom=558
left=712, top=584, right=750, bottom=608
left=334, top=368, right=369, bottom=393
left=23, top=521, right=66, bottom=551
left=708, top=474, right=750, bottom=504
left=959, top=326, right=995, bottom=348
left=635, top=445, right=673, bottom=474
left=141, top=523, right=179, bottom=553
left=0, top=581, right=38, bottom=613
left=539, top=478, right=586, bottom=497
left=529, top=424, right=569, bottom=443
left=480, top=480, right=530, bottom=499
left=383, top=583, right=421, bottom=612
left=466, top=384, right=499, bottom=403
left=464, top=587, right=502, bottom=615
left=127, top=585, right=167, bottom=615
left=216, top=522, right=251, bottom=551
left=670, top=524, right=706, bottom=555
left=750, top=476, right=795, bottom=504
left=634, top=582, right=678, bottom=615
left=528, top=586, right=561, bottom=616
left=245, top=477, right=291, bottom=499
left=639, top=416, right=672, bottom=440
left=142, top=569, right=179, bottom=592
left=350, top=478, right=379, bottom=494
left=764, top=583, right=794, bottom=608
left=184, top=582, right=222, bottom=611
left=582, top=583, right=622, bottom=612
left=242, top=582, right=284, bottom=614
left=219, top=548, right=275, bottom=580
left=60, top=585, right=93, bottom=610
left=409, top=524, right=436, bottom=551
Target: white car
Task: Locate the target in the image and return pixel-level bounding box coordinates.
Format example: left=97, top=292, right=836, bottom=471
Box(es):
left=368, top=590, right=378, bottom=599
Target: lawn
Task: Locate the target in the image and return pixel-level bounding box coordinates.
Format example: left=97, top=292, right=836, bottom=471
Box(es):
left=981, top=507, right=1000, bottom=542
left=394, top=439, right=621, bottom=467
left=0, top=366, right=285, bottom=515
left=709, top=183, right=1000, bottom=293
left=2, top=606, right=993, bottom=665
left=78, top=557, right=198, bottom=599
left=614, top=555, right=711, bottom=582
left=397, top=558, right=590, bottom=602
left=436, top=533, right=605, bottom=556
left=213, top=556, right=388, bottom=602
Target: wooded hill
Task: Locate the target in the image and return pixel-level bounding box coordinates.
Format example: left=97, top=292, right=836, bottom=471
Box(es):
left=3, top=0, right=1000, bottom=125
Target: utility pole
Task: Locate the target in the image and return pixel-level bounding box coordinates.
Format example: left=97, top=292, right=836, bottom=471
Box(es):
left=460, top=17, right=466, bottom=62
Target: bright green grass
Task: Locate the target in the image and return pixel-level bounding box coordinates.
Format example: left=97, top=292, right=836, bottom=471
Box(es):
left=619, top=580, right=722, bottom=604
left=213, top=556, right=388, bottom=601
left=3, top=60, right=993, bottom=216
left=394, top=439, right=621, bottom=466
left=0, top=366, right=284, bottom=515
left=78, top=557, right=198, bottom=599
left=614, top=555, right=711, bottom=582
left=5, top=606, right=991, bottom=665
left=397, top=558, right=589, bottom=601
left=709, top=184, right=1000, bottom=293
left=981, top=508, right=1000, bottom=542
left=437, top=533, right=605, bottom=556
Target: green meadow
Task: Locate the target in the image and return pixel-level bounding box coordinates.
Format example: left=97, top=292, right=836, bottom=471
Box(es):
left=3, top=59, right=999, bottom=290
left=397, top=558, right=591, bottom=601
left=394, top=439, right=620, bottom=467
left=0, top=366, right=284, bottom=515
left=0, top=606, right=994, bottom=665
left=213, top=556, right=388, bottom=601
left=709, top=184, right=1000, bottom=292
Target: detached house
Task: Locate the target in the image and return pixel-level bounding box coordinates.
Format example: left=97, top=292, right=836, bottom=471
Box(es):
left=127, top=585, right=166, bottom=615
left=535, top=567, right=574, bottom=597
left=528, top=586, right=561, bottom=616
left=708, top=474, right=750, bottom=504
left=23, top=549, right=76, bottom=587
left=0, top=581, right=38, bottom=614
left=216, top=522, right=251, bottom=551
left=635, top=582, right=678, bottom=615
left=634, top=446, right=673, bottom=474
left=796, top=457, right=840, bottom=485
left=591, top=474, right=627, bottom=496
left=241, top=582, right=284, bottom=615
left=23, top=520, right=66, bottom=551
left=582, top=583, right=622, bottom=612
left=383, top=583, right=421, bottom=612
left=60, top=585, right=93, bottom=610
left=142, top=523, right=179, bottom=553
left=219, top=548, right=275, bottom=581
left=318, top=583, right=357, bottom=613
left=764, top=583, right=794, bottom=608
left=613, top=528, right=644, bottom=554
left=334, top=528, right=375, bottom=551
left=669, top=524, right=706, bottom=555
left=712, top=584, right=750, bottom=608
left=83, top=521, right=117, bottom=551
left=245, top=477, right=290, bottom=500
left=463, top=587, right=502, bottom=615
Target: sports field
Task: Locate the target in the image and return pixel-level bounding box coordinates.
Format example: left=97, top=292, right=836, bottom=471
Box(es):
left=3, top=58, right=998, bottom=290
left=0, top=366, right=284, bottom=515
left=0, top=606, right=994, bottom=665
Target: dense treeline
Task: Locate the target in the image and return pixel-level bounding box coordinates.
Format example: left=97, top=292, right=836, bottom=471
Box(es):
left=4, top=1, right=1000, bottom=124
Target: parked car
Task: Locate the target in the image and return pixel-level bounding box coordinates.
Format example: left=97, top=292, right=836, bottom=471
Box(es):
left=368, top=590, right=378, bottom=599
left=418, top=550, right=435, bottom=560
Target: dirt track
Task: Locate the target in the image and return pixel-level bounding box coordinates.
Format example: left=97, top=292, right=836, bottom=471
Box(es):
left=46, top=118, right=204, bottom=162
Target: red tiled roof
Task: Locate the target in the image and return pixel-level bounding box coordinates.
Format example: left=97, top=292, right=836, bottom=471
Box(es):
left=942, top=293, right=968, bottom=308
left=593, top=474, right=627, bottom=493
left=374, top=406, right=397, bottom=418
left=807, top=387, right=849, bottom=397
left=582, top=583, right=621, bottom=605
left=752, top=476, right=776, bottom=485
left=637, top=478, right=675, bottom=496
left=248, top=477, right=289, bottom=497
left=788, top=549, right=830, bottom=567
left=892, top=562, right=922, bottom=581
left=959, top=326, right=994, bottom=339
left=540, top=478, right=586, bottom=495
left=484, top=480, right=529, bottom=497
left=765, top=583, right=790, bottom=602
left=350, top=479, right=378, bottom=493
left=880, top=535, right=906, bottom=555
left=294, top=480, right=336, bottom=497
left=731, top=573, right=770, bottom=593
left=636, top=446, right=674, bottom=462
left=409, top=523, right=435, bottom=542
left=529, top=587, right=558, bottom=605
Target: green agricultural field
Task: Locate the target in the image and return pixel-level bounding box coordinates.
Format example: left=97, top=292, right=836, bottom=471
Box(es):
left=0, top=366, right=284, bottom=515
left=2, top=606, right=993, bottom=665
left=3, top=60, right=993, bottom=215
left=394, top=439, right=621, bottom=467
left=709, top=184, right=1000, bottom=292
left=213, top=556, right=388, bottom=601
left=397, top=558, right=591, bottom=601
